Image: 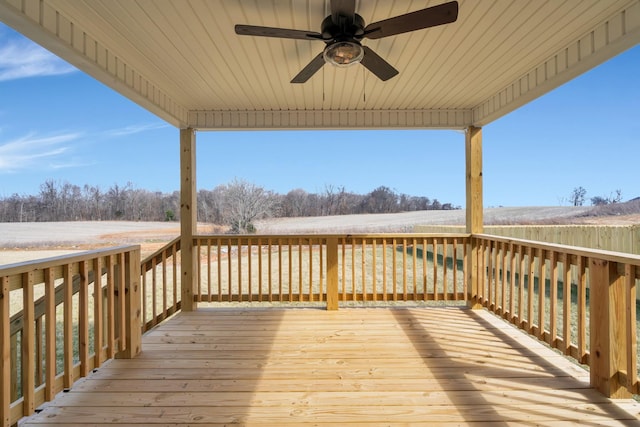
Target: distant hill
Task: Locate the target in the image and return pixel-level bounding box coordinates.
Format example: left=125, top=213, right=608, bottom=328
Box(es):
left=579, top=198, right=640, bottom=218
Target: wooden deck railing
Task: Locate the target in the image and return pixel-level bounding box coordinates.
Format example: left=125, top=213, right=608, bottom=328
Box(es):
left=470, top=234, right=640, bottom=398
left=0, top=246, right=141, bottom=427
left=140, top=237, right=181, bottom=332
left=192, top=234, right=469, bottom=306
left=4, top=231, right=640, bottom=427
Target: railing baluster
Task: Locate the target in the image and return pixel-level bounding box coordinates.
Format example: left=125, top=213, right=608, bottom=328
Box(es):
left=491, top=241, right=497, bottom=311
left=423, top=238, right=428, bottom=301
left=117, top=253, right=127, bottom=352
left=239, top=237, right=243, bottom=302
left=392, top=238, right=398, bottom=301
left=537, top=249, right=546, bottom=341
left=216, top=238, right=222, bottom=301
left=161, top=250, right=168, bottom=318
left=351, top=238, right=356, bottom=301
left=197, top=239, right=202, bottom=302
left=479, top=239, right=486, bottom=304
left=577, top=256, right=587, bottom=363
left=299, top=238, right=303, bottom=301
left=433, top=238, right=439, bottom=302
left=462, top=239, right=468, bottom=298
left=509, top=242, right=515, bottom=321
left=411, top=237, right=418, bottom=300
left=34, top=317, right=43, bottom=388
left=382, top=238, right=387, bottom=301
left=93, top=258, right=103, bottom=367
left=63, top=263, right=74, bottom=389
left=562, top=253, right=572, bottom=355
left=106, top=255, right=116, bottom=359
left=22, top=272, right=35, bottom=416
left=443, top=238, right=449, bottom=301
left=308, top=239, right=313, bottom=302
left=248, top=239, right=253, bottom=302
left=518, top=245, right=525, bottom=328
left=257, top=238, right=263, bottom=302
left=151, top=257, right=157, bottom=326
left=228, top=239, right=233, bottom=302
left=501, top=242, right=507, bottom=316
left=172, top=244, right=178, bottom=311
left=362, top=238, right=367, bottom=301
left=372, top=239, right=378, bottom=301
left=78, top=261, right=89, bottom=377
left=278, top=238, right=282, bottom=302
left=288, top=239, right=292, bottom=302
left=453, top=239, right=458, bottom=300
left=319, top=238, right=324, bottom=302
left=402, top=238, right=407, bottom=301
left=549, top=251, right=558, bottom=347
left=44, top=268, right=56, bottom=401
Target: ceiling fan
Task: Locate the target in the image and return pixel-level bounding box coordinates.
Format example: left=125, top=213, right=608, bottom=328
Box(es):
left=235, top=0, right=459, bottom=83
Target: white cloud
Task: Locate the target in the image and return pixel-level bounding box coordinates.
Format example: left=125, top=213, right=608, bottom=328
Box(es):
left=104, top=123, right=170, bottom=137
left=0, top=132, right=82, bottom=172
left=0, top=36, right=77, bottom=81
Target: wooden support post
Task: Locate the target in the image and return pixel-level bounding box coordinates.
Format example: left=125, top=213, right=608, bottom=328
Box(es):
left=589, top=258, right=632, bottom=398
left=180, top=128, right=198, bottom=311
left=466, top=126, right=483, bottom=309
left=117, top=249, right=142, bottom=359
left=326, top=237, right=339, bottom=311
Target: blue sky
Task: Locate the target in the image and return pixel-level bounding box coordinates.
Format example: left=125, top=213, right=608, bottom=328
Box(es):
left=0, top=22, right=638, bottom=208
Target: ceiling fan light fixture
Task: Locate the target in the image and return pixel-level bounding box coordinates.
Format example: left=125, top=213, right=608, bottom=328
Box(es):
left=323, top=41, right=364, bottom=67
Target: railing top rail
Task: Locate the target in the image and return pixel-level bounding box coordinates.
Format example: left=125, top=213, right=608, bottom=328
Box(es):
left=193, top=232, right=471, bottom=240
left=473, top=233, right=640, bottom=265
left=141, top=236, right=181, bottom=266
left=0, top=244, right=140, bottom=276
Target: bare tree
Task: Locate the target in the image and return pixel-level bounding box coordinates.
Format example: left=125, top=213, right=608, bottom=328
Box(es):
left=219, top=179, right=277, bottom=233
left=569, top=186, right=587, bottom=206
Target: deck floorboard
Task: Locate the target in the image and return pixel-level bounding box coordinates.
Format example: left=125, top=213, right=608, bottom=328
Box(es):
left=22, top=306, right=640, bottom=426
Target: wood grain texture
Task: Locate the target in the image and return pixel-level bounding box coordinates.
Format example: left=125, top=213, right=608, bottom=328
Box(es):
left=21, top=307, right=640, bottom=426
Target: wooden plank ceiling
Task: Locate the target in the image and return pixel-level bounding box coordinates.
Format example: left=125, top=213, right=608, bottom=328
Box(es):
left=1, top=0, right=639, bottom=130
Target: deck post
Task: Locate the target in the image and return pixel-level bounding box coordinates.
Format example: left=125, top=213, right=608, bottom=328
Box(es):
left=180, top=128, right=198, bottom=311
left=116, top=248, right=142, bottom=359
left=466, top=126, right=483, bottom=309
left=589, top=258, right=632, bottom=398
left=326, top=237, right=339, bottom=310
left=1, top=277, right=10, bottom=427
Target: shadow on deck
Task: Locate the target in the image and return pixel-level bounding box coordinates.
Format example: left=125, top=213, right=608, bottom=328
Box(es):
left=22, top=306, right=640, bottom=426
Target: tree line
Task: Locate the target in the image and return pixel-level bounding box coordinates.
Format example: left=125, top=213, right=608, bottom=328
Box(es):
left=0, top=179, right=458, bottom=231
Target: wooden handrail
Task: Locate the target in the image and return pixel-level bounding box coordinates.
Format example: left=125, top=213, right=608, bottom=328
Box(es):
left=140, top=237, right=182, bottom=332
left=469, top=233, right=640, bottom=398
left=191, top=233, right=469, bottom=304
left=9, top=270, right=96, bottom=336
left=4, top=229, right=639, bottom=427
left=1, top=246, right=141, bottom=427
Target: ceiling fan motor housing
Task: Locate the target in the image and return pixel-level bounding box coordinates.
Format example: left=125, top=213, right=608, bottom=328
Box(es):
left=321, top=14, right=365, bottom=42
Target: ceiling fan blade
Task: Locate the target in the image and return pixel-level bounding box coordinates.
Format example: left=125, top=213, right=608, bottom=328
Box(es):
left=364, top=1, right=458, bottom=40
left=235, top=25, right=322, bottom=41
left=331, top=0, right=356, bottom=24
left=291, top=52, right=326, bottom=83
left=360, top=46, right=399, bottom=81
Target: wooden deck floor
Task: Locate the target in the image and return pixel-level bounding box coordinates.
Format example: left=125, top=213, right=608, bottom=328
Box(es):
left=23, top=306, right=640, bottom=426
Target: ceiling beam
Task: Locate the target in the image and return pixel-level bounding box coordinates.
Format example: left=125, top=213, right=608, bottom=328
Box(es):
left=188, top=109, right=473, bottom=130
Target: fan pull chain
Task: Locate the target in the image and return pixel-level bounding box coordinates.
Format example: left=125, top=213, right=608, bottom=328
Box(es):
left=322, top=66, right=325, bottom=103
left=361, top=65, right=366, bottom=104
